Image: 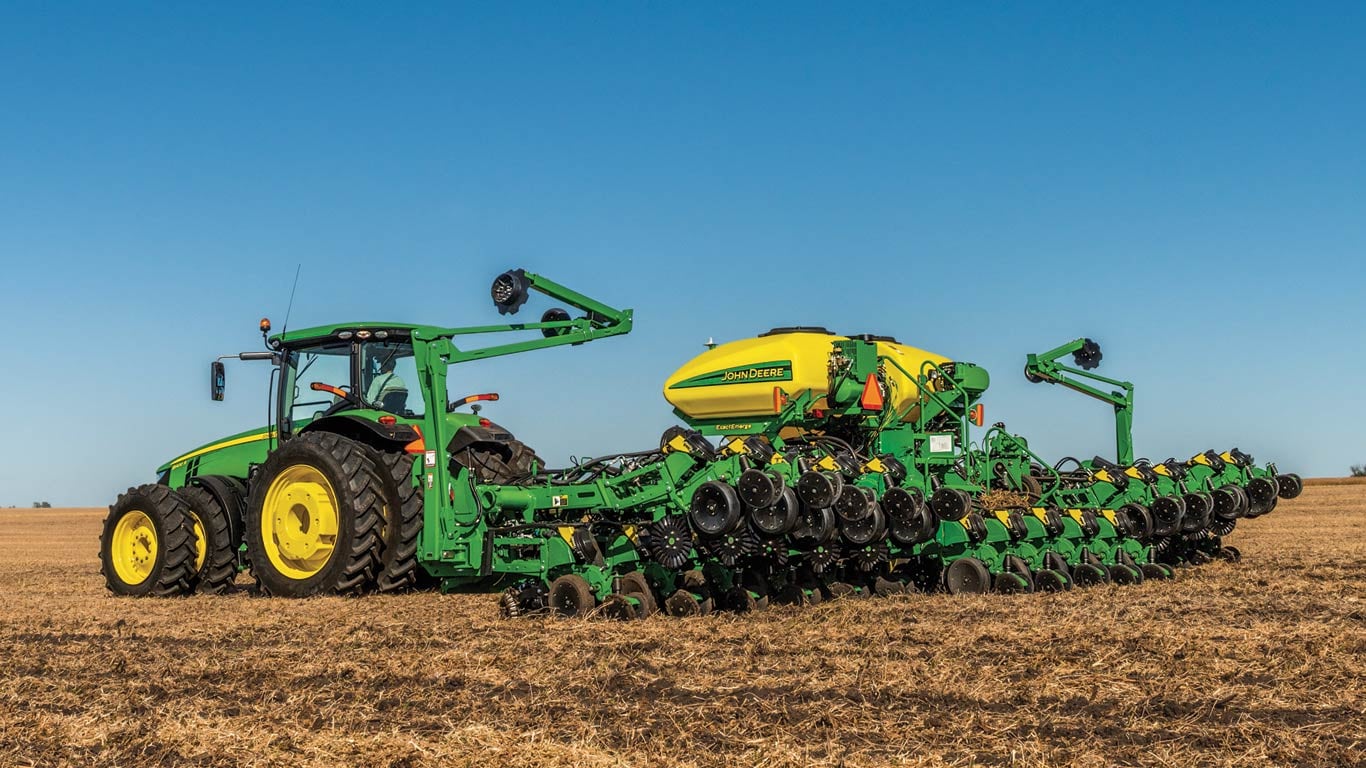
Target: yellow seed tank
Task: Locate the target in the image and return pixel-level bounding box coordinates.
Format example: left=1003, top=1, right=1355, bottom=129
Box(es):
left=663, top=328, right=952, bottom=421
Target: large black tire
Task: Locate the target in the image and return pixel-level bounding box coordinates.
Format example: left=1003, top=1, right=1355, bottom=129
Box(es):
left=453, top=438, right=543, bottom=485
left=99, top=484, right=199, bottom=597
left=178, top=484, right=239, bottom=594
left=506, top=439, right=543, bottom=480
left=194, top=475, right=247, bottom=558
left=244, top=432, right=386, bottom=597
left=364, top=449, right=424, bottom=594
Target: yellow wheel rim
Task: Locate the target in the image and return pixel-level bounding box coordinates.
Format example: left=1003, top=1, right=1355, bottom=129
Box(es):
left=261, top=464, right=340, bottom=580
left=188, top=511, right=207, bottom=572
left=111, top=510, right=157, bottom=586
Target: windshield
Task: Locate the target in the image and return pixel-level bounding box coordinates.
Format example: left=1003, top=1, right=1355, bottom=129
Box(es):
left=360, top=341, right=422, bottom=417
left=283, top=343, right=354, bottom=426
left=280, top=337, right=425, bottom=431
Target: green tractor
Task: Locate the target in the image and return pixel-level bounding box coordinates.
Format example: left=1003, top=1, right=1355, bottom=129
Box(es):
left=100, top=269, right=633, bottom=598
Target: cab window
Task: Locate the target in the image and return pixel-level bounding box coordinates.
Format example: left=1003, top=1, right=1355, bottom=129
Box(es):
left=283, top=344, right=354, bottom=426
left=361, top=341, right=423, bottom=418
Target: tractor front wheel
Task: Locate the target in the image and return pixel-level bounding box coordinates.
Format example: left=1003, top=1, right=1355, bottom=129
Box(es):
left=245, top=432, right=385, bottom=597
left=99, top=484, right=199, bottom=597
left=179, top=485, right=239, bottom=593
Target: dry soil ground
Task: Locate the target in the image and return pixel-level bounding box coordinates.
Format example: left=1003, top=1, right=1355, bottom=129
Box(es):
left=0, top=482, right=1362, bottom=768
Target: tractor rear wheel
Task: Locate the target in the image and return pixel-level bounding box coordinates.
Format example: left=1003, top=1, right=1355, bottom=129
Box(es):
left=178, top=485, right=239, bottom=594
left=364, top=450, right=423, bottom=594
left=100, top=484, right=199, bottom=597
left=245, top=432, right=385, bottom=597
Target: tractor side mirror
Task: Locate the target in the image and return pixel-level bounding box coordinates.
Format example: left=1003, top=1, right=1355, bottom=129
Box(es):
left=211, top=361, right=226, bottom=401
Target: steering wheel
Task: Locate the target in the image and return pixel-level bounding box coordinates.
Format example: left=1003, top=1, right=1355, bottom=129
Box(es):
left=312, top=382, right=366, bottom=417
left=449, top=392, right=499, bottom=413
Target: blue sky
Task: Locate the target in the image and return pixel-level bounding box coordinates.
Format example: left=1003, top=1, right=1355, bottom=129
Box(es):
left=1, top=3, right=1362, bottom=505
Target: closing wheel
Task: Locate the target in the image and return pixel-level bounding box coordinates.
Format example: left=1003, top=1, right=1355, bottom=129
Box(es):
left=1245, top=477, right=1278, bottom=517
left=882, top=488, right=924, bottom=524
left=874, top=576, right=907, bottom=597
left=1211, top=488, right=1240, bottom=522
left=993, top=572, right=1030, bottom=594
left=737, top=468, right=783, bottom=509
left=944, top=557, right=991, bottom=595
left=840, top=502, right=886, bottom=546
left=772, top=581, right=806, bottom=606
left=1277, top=474, right=1303, bottom=500
left=178, top=485, right=240, bottom=594
left=1181, top=493, right=1212, bottom=532
left=664, top=589, right=708, bottom=617
left=618, top=571, right=658, bottom=617
left=1003, top=555, right=1035, bottom=593
left=1118, top=503, right=1154, bottom=542
left=1140, top=563, right=1173, bottom=581
left=750, top=486, right=801, bottom=536
left=796, top=471, right=843, bottom=508
left=689, top=481, right=743, bottom=536
left=1072, top=562, right=1109, bottom=587
left=834, top=485, right=874, bottom=523
left=1150, top=496, right=1184, bottom=536
left=598, top=593, right=638, bottom=620
left=245, top=432, right=385, bottom=597
left=1108, top=563, right=1141, bottom=586
left=739, top=570, right=772, bottom=611
left=549, top=574, right=597, bottom=617
left=930, top=487, right=972, bottom=522
left=1218, top=546, right=1242, bottom=563
left=1034, top=568, right=1070, bottom=593
left=825, top=581, right=858, bottom=600
left=100, top=484, right=199, bottom=597
left=790, top=505, right=837, bottom=547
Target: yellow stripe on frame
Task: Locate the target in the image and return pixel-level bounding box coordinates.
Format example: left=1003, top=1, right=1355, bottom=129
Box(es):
left=170, top=431, right=277, bottom=468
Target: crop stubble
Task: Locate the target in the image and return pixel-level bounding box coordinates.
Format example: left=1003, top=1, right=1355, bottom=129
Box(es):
left=0, top=482, right=1361, bottom=767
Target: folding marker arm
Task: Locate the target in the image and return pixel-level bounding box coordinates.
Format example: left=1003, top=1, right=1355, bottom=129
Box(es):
left=428, top=268, right=634, bottom=363
left=1025, top=338, right=1135, bottom=465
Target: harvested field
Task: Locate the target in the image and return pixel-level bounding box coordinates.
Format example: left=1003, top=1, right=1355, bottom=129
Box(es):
left=1, top=483, right=1363, bottom=768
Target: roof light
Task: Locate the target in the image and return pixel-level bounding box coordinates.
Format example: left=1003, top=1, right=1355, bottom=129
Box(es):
left=356, top=330, right=372, bottom=339
left=375, top=330, right=389, bottom=339
left=338, top=331, right=353, bottom=340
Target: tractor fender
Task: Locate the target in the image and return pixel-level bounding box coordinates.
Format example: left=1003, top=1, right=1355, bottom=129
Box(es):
left=447, top=424, right=517, bottom=460
left=300, top=415, right=421, bottom=453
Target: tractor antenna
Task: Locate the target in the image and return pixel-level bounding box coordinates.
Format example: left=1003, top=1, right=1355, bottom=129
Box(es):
left=279, top=264, right=302, bottom=340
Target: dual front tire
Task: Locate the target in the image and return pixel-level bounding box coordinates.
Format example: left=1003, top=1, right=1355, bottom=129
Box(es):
left=102, top=432, right=421, bottom=598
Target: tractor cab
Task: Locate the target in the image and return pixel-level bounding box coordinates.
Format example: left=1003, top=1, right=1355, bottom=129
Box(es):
left=275, top=330, right=425, bottom=432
